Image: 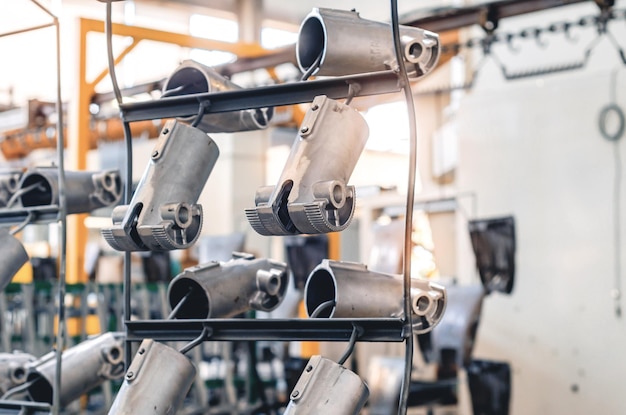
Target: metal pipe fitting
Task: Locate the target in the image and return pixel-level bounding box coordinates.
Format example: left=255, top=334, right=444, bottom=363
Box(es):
left=297, top=8, right=440, bottom=78
left=162, top=59, right=273, bottom=133
left=102, top=120, right=219, bottom=251
left=0, top=170, right=22, bottom=208
left=0, top=229, right=29, bottom=291
left=26, top=332, right=124, bottom=407
left=0, top=352, right=36, bottom=396
left=107, top=339, right=196, bottom=415
left=304, top=260, right=446, bottom=334
left=246, top=95, right=368, bottom=235
left=18, top=167, right=121, bottom=214
left=168, top=253, right=289, bottom=319
left=283, top=355, right=369, bottom=415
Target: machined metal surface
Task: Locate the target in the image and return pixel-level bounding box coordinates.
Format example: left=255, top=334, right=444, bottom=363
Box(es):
left=0, top=171, right=22, bottom=208
left=0, top=352, right=35, bottom=396
left=0, top=229, right=29, bottom=291
left=107, top=339, right=196, bottom=415
left=26, top=332, right=124, bottom=407
left=125, top=318, right=405, bottom=343
left=18, top=167, right=121, bottom=215
left=162, top=60, right=273, bottom=133
left=102, top=120, right=219, bottom=251
left=305, top=260, right=446, bottom=334
left=283, top=355, right=369, bottom=415
left=297, top=8, right=440, bottom=78
left=246, top=95, right=368, bottom=235
left=168, top=254, right=289, bottom=319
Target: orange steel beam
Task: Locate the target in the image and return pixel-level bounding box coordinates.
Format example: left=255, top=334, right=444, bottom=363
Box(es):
left=67, top=17, right=268, bottom=284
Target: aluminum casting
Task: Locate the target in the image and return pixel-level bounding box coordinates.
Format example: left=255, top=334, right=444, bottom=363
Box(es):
left=102, top=120, right=219, bottom=251
left=297, top=8, right=440, bottom=78
left=283, top=355, right=369, bottom=415
left=0, top=171, right=22, bottom=208
left=0, top=351, right=36, bottom=397
left=107, top=339, right=196, bottom=415
left=18, top=167, right=121, bottom=214
left=0, top=229, right=29, bottom=291
left=304, top=260, right=446, bottom=334
left=246, top=95, right=368, bottom=235
left=26, top=332, right=124, bottom=406
left=162, top=59, right=273, bottom=133
left=422, top=284, right=485, bottom=368
left=168, top=253, right=289, bottom=319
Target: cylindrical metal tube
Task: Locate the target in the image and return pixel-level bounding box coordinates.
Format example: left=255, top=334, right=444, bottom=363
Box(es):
left=163, top=60, right=273, bottom=133
left=0, top=229, right=29, bottom=291
left=102, top=120, right=220, bottom=251
left=297, top=8, right=439, bottom=78
left=0, top=352, right=35, bottom=396
left=18, top=167, right=122, bottom=214
left=26, top=332, right=124, bottom=407
left=107, top=339, right=196, bottom=415
left=283, top=355, right=369, bottom=415
left=168, top=254, right=289, bottom=319
left=304, top=260, right=446, bottom=334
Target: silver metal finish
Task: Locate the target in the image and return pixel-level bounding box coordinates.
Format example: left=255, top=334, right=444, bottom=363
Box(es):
left=304, top=260, right=446, bottom=334
left=107, top=339, right=196, bottom=415
left=18, top=167, right=121, bottom=214
left=102, top=120, right=219, bottom=251
left=297, top=8, right=440, bottom=78
left=246, top=95, right=368, bottom=235
left=426, top=284, right=485, bottom=368
left=0, top=229, right=29, bottom=291
left=283, top=355, right=369, bottom=415
left=168, top=253, right=289, bottom=319
left=0, top=171, right=22, bottom=208
left=0, top=352, right=36, bottom=396
left=162, top=59, right=273, bottom=133
left=26, top=332, right=124, bottom=406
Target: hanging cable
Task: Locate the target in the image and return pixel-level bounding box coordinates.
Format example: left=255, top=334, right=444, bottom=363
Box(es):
left=167, top=288, right=193, bottom=319
left=6, top=182, right=44, bottom=209
left=337, top=324, right=361, bottom=366
left=300, top=51, right=323, bottom=81
left=191, top=101, right=210, bottom=128
left=390, top=0, right=418, bottom=414
left=10, top=211, right=34, bottom=236
left=309, top=300, right=335, bottom=318
left=0, top=379, right=37, bottom=400
left=179, top=326, right=210, bottom=355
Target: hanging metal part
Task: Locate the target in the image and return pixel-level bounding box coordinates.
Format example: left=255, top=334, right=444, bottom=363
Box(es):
left=304, top=260, right=446, bottom=334
left=0, top=229, right=29, bottom=291
left=102, top=120, right=219, bottom=251
left=0, top=352, right=36, bottom=397
left=283, top=355, right=369, bottom=415
left=0, top=171, right=22, bottom=208
left=162, top=60, right=273, bottom=133
left=17, top=167, right=121, bottom=215
left=167, top=253, right=289, bottom=319
left=246, top=95, right=368, bottom=236
left=107, top=339, right=196, bottom=415
left=26, top=332, right=125, bottom=407
left=297, top=8, right=440, bottom=78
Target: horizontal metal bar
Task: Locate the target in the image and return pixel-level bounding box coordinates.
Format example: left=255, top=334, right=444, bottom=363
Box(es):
left=0, top=400, right=50, bottom=414
left=119, top=71, right=401, bottom=122
left=126, top=318, right=406, bottom=342
left=0, top=206, right=59, bottom=226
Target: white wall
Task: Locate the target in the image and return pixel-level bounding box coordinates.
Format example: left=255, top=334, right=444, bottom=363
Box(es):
left=449, top=2, right=626, bottom=414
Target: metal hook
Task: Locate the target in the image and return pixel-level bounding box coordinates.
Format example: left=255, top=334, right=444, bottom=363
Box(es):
left=533, top=28, right=549, bottom=49
left=505, top=33, right=521, bottom=54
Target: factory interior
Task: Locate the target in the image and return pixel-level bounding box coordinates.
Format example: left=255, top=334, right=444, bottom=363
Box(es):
left=0, top=0, right=625, bottom=414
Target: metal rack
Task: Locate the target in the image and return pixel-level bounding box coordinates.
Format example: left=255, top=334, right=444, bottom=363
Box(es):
left=117, top=69, right=407, bottom=345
